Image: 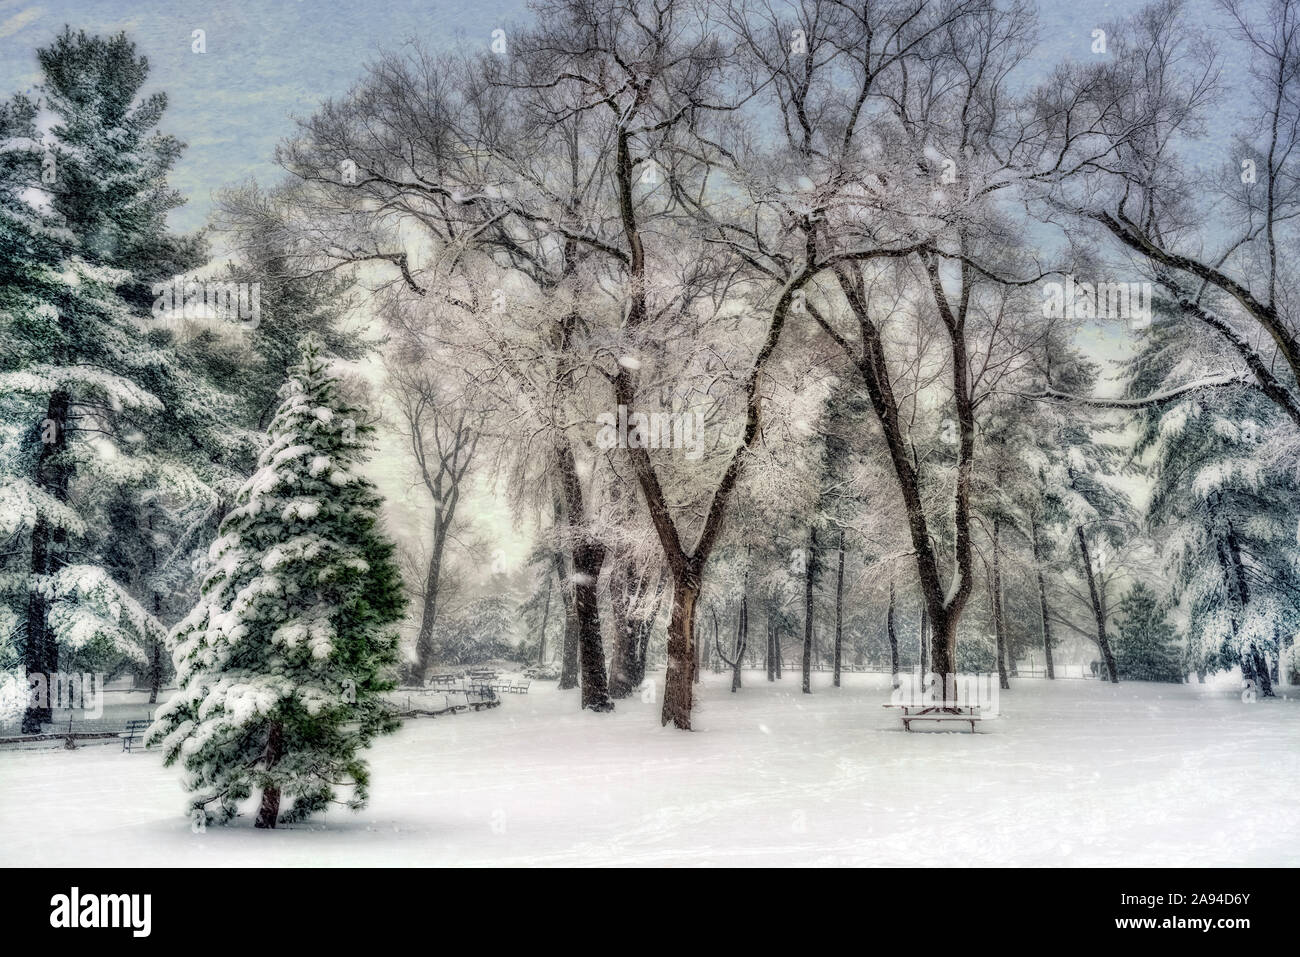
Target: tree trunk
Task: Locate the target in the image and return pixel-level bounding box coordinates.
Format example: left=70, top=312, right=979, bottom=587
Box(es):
left=608, top=567, right=636, bottom=698
left=918, top=603, right=929, bottom=677
left=732, top=594, right=747, bottom=692
left=145, top=516, right=165, bottom=704
left=22, top=514, right=57, bottom=733
left=929, top=605, right=958, bottom=681
left=1031, top=520, right=1056, bottom=679
left=554, top=444, right=612, bottom=709
left=572, top=543, right=613, bottom=712
left=147, top=591, right=164, bottom=705
left=556, top=548, right=579, bottom=690
left=801, top=526, right=819, bottom=694
left=254, top=720, right=285, bottom=829
left=992, top=519, right=1010, bottom=690
left=23, top=390, right=71, bottom=734
left=537, top=571, right=552, bottom=666
left=661, top=570, right=700, bottom=729
left=608, top=561, right=660, bottom=696
left=1227, top=530, right=1273, bottom=698
left=887, top=580, right=900, bottom=688
left=833, top=528, right=845, bottom=688
left=774, top=622, right=782, bottom=679
left=991, top=577, right=1009, bottom=690
left=147, top=641, right=162, bottom=704
left=610, top=602, right=654, bottom=695
left=759, top=605, right=769, bottom=681
left=1076, top=527, right=1118, bottom=683
left=631, top=617, right=652, bottom=688
left=1213, top=512, right=1275, bottom=697
left=412, top=502, right=457, bottom=683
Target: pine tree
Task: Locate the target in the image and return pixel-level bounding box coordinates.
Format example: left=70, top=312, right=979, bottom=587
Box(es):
left=1114, top=582, right=1184, bottom=683
left=993, top=331, right=1132, bottom=683
left=435, top=593, right=520, bottom=666
left=1125, top=304, right=1298, bottom=693
left=0, top=30, right=244, bottom=730
left=148, top=337, right=406, bottom=828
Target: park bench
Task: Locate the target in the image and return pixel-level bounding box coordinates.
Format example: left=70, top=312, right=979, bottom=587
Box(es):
left=462, top=687, right=498, bottom=710
left=120, top=718, right=150, bottom=752
left=899, top=704, right=981, bottom=733
left=428, top=674, right=462, bottom=689
left=510, top=680, right=530, bottom=695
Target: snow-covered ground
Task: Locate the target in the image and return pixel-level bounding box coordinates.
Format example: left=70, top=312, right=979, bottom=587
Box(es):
left=1, top=672, right=1296, bottom=866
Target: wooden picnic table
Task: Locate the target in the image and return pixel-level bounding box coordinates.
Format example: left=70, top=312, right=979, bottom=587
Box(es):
left=897, top=703, right=981, bottom=732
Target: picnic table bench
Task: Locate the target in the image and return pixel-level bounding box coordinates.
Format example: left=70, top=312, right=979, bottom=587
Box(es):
left=120, top=718, right=151, bottom=752
left=896, top=703, right=981, bottom=733
left=423, top=672, right=525, bottom=696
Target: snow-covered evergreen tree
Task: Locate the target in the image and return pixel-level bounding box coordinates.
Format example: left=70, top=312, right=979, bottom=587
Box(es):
left=1114, top=582, right=1184, bottom=683
left=434, top=593, right=520, bottom=666
left=148, top=337, right=406, bottom=828
left=1126, top=306, right=1299, bottom=694
left=0, top=30, right=246, bottom=730
left=1014, top=338, right=1136, bottom=681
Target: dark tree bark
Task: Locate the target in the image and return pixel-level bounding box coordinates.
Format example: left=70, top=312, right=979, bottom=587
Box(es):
left=766, top=604, right=776, bottom=682
left=887, top=580, right=900, bottom=688
left=254, top=720, right=285, bottom=829
left=774, top=621, right=782, bottom=679
left=714, top=599, right=747, bottom=693
left=145, top=513, right=165, bottom=704
left=918, top=603, right=929, bottom=677
left=537, top=571, right=552, bottom=666
left=661, top=570, right=701, bottom=726
left=801, top=527, right=819, bottom=694
left=147, top=590, right=164, bottom=704
left=416, top=509, right=457, bottom=681
left=1212, top=503, right=1275, bottom=697
left=555, top=544, right=579, bottom=691
left=737, top=594, right=747, bottom=690
left=609, top=565, right=663, bottom=697
left=833, top=528, right=845, bottom=687
left=992, top=518, right=1010, bottom=690
left=1076, top=527, right=1118, bottom=683
left=1030, top=519, right=1056, bottom=679
left=572, top=541, right=613, bottom=712
left=412, top=510, right=454, bottom=681
left=609, top=566, right=638, bottom=698
left=23, top=390, right=71, bottom=734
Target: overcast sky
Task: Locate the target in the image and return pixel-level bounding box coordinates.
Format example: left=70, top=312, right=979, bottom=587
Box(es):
left=0, top=0, right=1241, bottom=233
